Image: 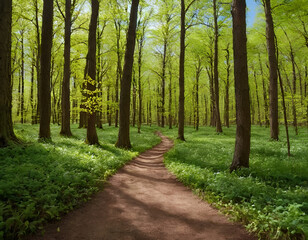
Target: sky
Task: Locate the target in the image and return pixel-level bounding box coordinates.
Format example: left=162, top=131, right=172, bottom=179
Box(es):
left=246, top=0, right=259, bottom=27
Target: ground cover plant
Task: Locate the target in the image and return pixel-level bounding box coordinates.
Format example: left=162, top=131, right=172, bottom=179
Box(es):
left=0, top=124, right=160, bottom=239
left=161, top=126, right=308, bottom=240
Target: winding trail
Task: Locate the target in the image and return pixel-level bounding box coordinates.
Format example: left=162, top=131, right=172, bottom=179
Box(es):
left=32, top=133, right=255, bottom=240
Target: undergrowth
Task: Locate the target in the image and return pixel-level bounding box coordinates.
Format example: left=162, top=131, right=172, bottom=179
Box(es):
left=161, top=126, right=308, bottom=240
left=0, top=124, right=160, bottom=240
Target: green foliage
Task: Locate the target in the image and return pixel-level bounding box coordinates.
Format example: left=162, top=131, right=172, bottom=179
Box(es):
left=161, top=126, right=308, bottom=240
left=0, top=124, right=160, bottom=239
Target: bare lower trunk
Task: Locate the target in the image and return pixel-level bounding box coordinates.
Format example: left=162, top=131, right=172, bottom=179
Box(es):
left=213, top=0, right=222, bottom=133
left=39, top=0, right=53, bottom=140
left=178, top=0, right=186, bottom=141
left=86, top=0, right=99, bottom=145
left=264, top=0, right=279, bottom=140
left=230, top=0, right=251, bottom=172
left=0, top=0, right=18, bottom=147
left=116, top=0, right=139, bottom=148
left=60, top=0, right=72, bottom=137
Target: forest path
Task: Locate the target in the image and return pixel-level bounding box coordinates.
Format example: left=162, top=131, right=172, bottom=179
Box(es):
left=32, top=132, right=255, bottom=240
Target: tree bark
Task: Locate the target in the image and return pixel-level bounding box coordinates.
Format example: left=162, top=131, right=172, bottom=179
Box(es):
left=224, top=44, right=230, bottom=128
left=169, top=68, right=173, bottom=129
left=115, top=0, right=139, bottom=148
left=86, top=0, right=99, bottom=145
left=263, top=0, right=279, bottom=140
left=0, top=0, right=18, bottom=147
left=253, top=69, right=262, bottom=126
left=21, top=30, right=25, bottom=124
left=35, top=0, right=41, bottom=124
left=115, top=20, right=122, bottom=128
left=39, top=0, right=53, bottom=140
left=213, top=0, right=222, bottom=133
left=178, top=0, right=186, bottom=141
left=60, top=0, right=72, bottom=136
left=230, top=0, right=251, bottom=172
left=259, top=53, right=269, bottom=127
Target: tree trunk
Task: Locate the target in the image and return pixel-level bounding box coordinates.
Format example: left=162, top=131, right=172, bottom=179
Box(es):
left=213, top=0, right=223, bottom=133
left=230, top=0, right=251, bottom=172
left=115, top=0, right=139, bottom=148
left=259, top=53, right=269, bottom=127
left=31, top=49, right=35, bottom=124
left=0, top=0, right=18, bottom=147
left=169, top=68, right=173, bottom=129
left=39, top=0, right=53, bottom=140
left=178, top=0, right=186, bottom=141
left=115, top=21, right=122, bottom=128
left=138, top=35, right=143, bottom=134
left=132, top=74, right=137, bottom=127
left=161, top=41, right=167, bottom=128
left=224, top=44, right=230, bottom=128
left=85, top=0, right=99, bottom=145
left=35, top=0, right=41, bottom=124
left=107, top=85, right=111, bottom=126
left=263, top=0, right=279, bottom=140
left=253, top=69, right=262, bottom=126
left=195, top=58, right=202, bottom=131
left=60, top=0, right=72, bottom=136
left=21, top=30, right=25, bottom=124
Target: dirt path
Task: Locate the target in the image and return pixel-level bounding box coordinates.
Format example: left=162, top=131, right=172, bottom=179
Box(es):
left=32, top=133, right=256, bottom=240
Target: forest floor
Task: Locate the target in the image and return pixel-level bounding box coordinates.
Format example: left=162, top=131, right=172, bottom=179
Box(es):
left=30, top=133, right=255, bottom=240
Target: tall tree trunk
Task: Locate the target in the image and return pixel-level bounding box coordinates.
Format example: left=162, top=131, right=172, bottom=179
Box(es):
left=39, top=0, right=53, bottom=140
left=60, top=0, right=72, bottom=136
left=35, top=0, right=41, bottom=124
left=86, top=0, right=99, bottom=145
left=263, top=0, right=279, bottom=140
left=230, top=0, right=251, bottom=172
left=161, top=41, right=167, bottom=128
left=224, top=44, right=230, bottom=128
left=169, top=68, right=173, bottom=129
left=0, top=0, right=18, bottom=147
left=259, top=53, right=269, bottom=127
left=213, top=0, right=222, bottom=133
left=107, top=85, right=111, bottom=126
left=115, top=0, right=139, bottom=148
left=195, top=58, right=202, bottom=131
left=31, top=49, right=35, bottom=124
left=21, top=30, right=25, bottom=124
left=253, top=69, right=262, bottom=126
left=137, top=35, right=144, bottom=134
left=132, top=74, right=137, bottom=127
left=115, top=21, right=122, bottom=128
left=178, top=0, right=186, bottom=141
left=278, top=69, right=291, bottom=156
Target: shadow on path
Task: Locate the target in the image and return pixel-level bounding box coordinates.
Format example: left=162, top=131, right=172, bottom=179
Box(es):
left=30, top=132, right=256, bottom=240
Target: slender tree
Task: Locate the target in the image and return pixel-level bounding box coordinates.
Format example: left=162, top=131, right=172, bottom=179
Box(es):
left=60, top=0, right=73, bottom=137
left=0, top=0, right=18, bottom=147
left=178, top=0, right=196, bottom=140
left=39, top=0, right=53, bottom=140
left=115, top=0, right=139, bottom=148
left=263, top=0, right=279, bottom=140
left=213, top=0, right=223, bottom=133
left=230, top=0, right=251, bottom=172
left=85, top=0, right=99, bottom=145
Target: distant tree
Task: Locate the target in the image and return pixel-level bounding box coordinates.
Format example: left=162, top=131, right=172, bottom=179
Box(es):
left=85, top=0, right=99, bottom=145
left=0, top=0, right=18, bottom=147
left=116, top=0, right=139, bottom=148
left=39, top=0, right=54, bottom=140
left=230, top=0, right=251, bottom=171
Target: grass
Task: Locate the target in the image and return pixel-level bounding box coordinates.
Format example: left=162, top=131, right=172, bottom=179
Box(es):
left=160, top=125, right=308, bottom=240
left=0, top=124, right=160, bottom=240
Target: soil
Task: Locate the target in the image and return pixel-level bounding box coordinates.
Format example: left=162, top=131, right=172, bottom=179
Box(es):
left=31, top=133, right=256, bottom=240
